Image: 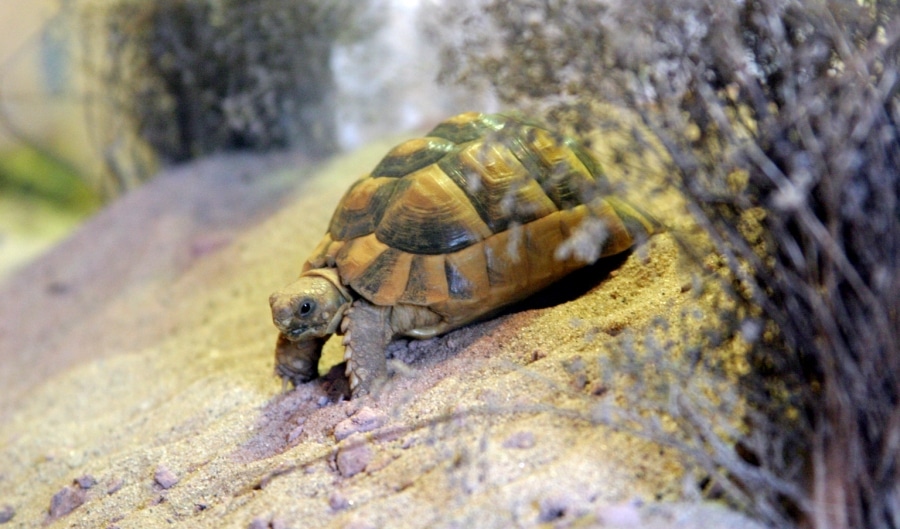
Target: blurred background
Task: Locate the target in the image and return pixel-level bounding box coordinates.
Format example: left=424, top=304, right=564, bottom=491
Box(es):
left=0, top=0, right=495, bottom=280
left=0, top=0, right=99, bottom=278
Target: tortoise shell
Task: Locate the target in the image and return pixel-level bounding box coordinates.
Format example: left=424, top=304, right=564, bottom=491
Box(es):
left=301, top=112, right=655, bottom=334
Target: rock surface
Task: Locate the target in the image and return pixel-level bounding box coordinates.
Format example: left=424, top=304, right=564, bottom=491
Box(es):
left=0, top=136, right=765, bottom=528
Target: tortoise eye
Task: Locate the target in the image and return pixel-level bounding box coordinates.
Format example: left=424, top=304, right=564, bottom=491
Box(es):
left=299, top=301, right=314, bottom=316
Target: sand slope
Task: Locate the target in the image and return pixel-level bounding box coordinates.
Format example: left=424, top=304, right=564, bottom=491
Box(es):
left=0, top=138, right=763, bottom=528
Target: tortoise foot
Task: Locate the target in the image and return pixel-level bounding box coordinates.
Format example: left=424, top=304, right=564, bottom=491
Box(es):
left=342, top=300, right=391, bottom=398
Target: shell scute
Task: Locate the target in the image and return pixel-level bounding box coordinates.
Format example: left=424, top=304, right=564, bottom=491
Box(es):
left=426, top=112, right=507, bottom=144
left=442, top=242, right=490, bottom=302
left=374, top=164, right=492, bottom=254
left=483, top=227, right=525, bottom=290
left=371, top=137, right=456, bottom=178
left=303, top=233, right=344, bottom=272
left=588, top=198, right=637, bottom=256
left=523, top=211, right=573, bottom=279
left=350, top=248, right=413, bottom=306
left=334, top=234, right=390, bottom=285
left=329, top=177, right=399, bottom=241
left=441, top=141, right=559, bottom=233
left=525, top=129, right=603, bottom=210
left=401, top=254, right=449, bottom=305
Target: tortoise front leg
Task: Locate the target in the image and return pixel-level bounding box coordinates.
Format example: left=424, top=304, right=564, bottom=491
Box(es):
left=274, top=333, right=324, bottom=391
left=341, top=300, right=392, bottom=397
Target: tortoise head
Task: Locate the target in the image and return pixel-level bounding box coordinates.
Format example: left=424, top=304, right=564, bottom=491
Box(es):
left=269, top=268, right=352, bottom=342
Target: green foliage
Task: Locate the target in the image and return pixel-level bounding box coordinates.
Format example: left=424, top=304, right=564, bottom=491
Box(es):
left=0, top=146, right=100, bottom=214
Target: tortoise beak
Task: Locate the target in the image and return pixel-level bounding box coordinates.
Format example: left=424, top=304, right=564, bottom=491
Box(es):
left=272, top=313, right=308, bottom=341
left=270, top=292, right=306, bottom=338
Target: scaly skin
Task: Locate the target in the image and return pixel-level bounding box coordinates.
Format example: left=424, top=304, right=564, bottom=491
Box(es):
left=269, top=268, right=351, bottom=389
left=339, top=301, right=393, bottom=396
left=273, top=333, right=324, bottom=389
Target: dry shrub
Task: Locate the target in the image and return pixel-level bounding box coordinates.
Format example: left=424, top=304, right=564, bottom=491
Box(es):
left=79, top=0, right=380, bottom=191
left=428, top=1, right=900, bottom=527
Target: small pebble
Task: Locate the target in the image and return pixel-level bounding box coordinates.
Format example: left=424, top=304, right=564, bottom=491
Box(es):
left=336, top=437, right=373, bottom=478
left=287, top=424, right=305, bottom=443
left=563, top=356, right=585, bottom=374
left=527, top=349, right=547, bottom=363
left=48, top=486, right=85, bottom=519
left=503, top=431, right=535, bottom=449
left=596, top=499, right=642, bottom=527
left=0, top=504, right=14, bottom=524
left=538, top=495, right=572, bottom=523
left=334, top=406, right=387, bottom=441
left=154, top=465, right=179, bottom=489
left=328, top=490, right=350, bottom=511
left=247, top=516, right=269, bottom=529
left=107, top=477, right=125, bottom=495
left=75, top=475, right=97, bottom=489
left=589, top=382, right=609, bottom=396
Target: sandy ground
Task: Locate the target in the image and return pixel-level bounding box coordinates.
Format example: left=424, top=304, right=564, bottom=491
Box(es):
left=0, top=134, right=764, bottom=528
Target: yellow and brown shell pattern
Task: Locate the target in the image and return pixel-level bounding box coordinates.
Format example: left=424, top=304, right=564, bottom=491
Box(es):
left=304, top=111, right=657, bottom=328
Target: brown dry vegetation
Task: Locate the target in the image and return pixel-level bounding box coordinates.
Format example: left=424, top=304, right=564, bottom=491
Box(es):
left=426, top=1, right=900, bottom=527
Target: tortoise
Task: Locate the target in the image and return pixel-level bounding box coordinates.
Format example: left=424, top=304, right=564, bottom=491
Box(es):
left=269, top=111, right=658, bottom=397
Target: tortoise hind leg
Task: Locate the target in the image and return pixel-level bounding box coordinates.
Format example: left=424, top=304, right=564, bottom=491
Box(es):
left=341, top=300, right=392, bottom=397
